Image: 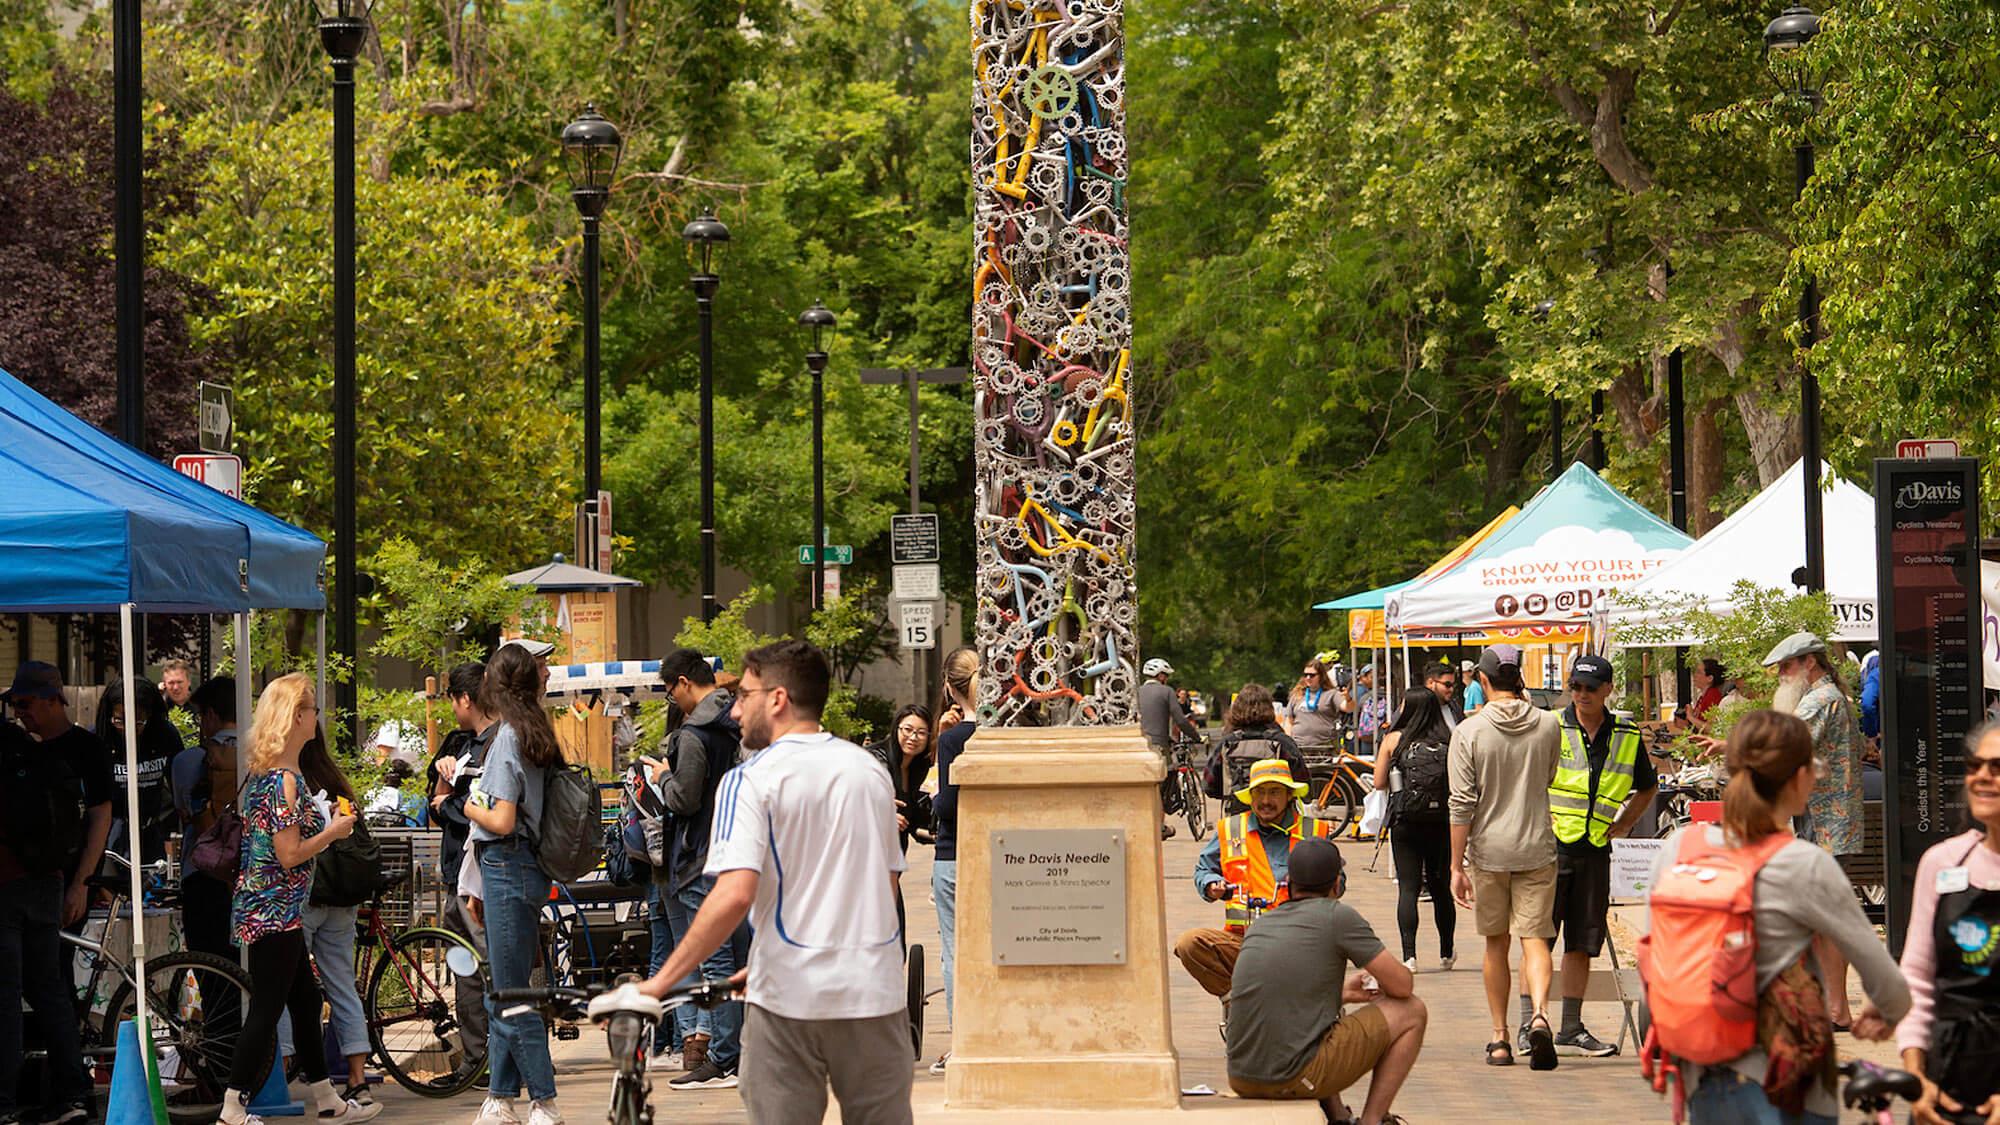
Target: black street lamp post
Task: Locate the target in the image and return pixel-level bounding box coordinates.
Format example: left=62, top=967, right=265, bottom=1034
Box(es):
left=681, top=211, right=730, bottom=622
left=798, top=301, right=837, bottom=611
left=562, top=105, right=623, bottom=504
left=315, top=0, right=371, bottom=751
left=1766, top=3, right=1825, bottom=593
left=113, top=0, right=142, bottom=450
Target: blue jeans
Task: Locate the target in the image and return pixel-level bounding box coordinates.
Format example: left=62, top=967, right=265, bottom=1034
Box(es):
left=0, top=873, right=88, bottom=1112
left=932, top=860, right=957, bottom=1024
left=664, top=875, right=749, bottom=1071
left=645, top=883, right=690, bottom=1051
left=302, top=903, right=368, bottom=1058
left=479, top=837, right=557, bottom=1102
left=1689, top=1067, right=1836, bottom=1125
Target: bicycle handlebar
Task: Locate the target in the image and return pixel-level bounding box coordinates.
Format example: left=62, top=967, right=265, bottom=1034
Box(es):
left=493, top=978, right=736, bottom=1021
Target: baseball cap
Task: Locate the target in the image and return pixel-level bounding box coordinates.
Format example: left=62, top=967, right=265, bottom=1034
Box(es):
left=503, top=637, right=557, bottom=659
left=1288, top=837, right=1344, bottom=894
left=2, top=661, right=64, bottom=703
left=1476, top=644, right=1523, bottom=679
left=1570, top=654, right=1614, bottom=688
left=1762, top=630, right=1827, bottom=667
left=1460, top=659, right=1476, bottom=673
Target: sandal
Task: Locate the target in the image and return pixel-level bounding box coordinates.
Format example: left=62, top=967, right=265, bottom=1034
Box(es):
left=1526, top=1015, right=1559, bottom=1071
left=1485, top=1038, right=1515, bottom=1066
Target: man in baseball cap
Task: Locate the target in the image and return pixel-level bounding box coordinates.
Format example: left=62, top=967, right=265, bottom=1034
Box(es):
left=1527, top=653, right=1656, bottom=1059
left=1448, top=642, right=1566, bottom=1069
left=1224, top=835, right=1428, bottom=1120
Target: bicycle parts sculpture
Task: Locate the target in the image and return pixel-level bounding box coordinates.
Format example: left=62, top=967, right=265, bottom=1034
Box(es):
left=971, top=0, right=1136, bottom=727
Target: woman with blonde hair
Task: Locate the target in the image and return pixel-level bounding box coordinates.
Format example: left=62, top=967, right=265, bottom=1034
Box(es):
left=217, top=674, right=372, bottom=1125
left=926, top=646, right=979, bottom=1076
left=1643, top=709, right=1908, bottom=1123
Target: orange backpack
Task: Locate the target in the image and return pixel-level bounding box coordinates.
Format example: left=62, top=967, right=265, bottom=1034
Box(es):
left=1638, top=827, right=1795, bottom=1071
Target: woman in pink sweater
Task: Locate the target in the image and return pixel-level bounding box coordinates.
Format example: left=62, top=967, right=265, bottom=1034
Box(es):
left=1898, top=720, right=2000, bottom=1125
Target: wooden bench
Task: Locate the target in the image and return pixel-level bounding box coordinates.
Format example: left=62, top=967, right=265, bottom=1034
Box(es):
left=1837, top=799, right=1887, bottom=924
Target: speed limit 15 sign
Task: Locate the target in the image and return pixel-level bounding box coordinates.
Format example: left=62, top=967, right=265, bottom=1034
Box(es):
left=897, top=602, right=937, bottom=650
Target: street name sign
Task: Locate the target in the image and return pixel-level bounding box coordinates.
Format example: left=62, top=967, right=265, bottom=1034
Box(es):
left=890, top=513, right=940, bottom=564
left=198, top=382, right=234, bottom=453
left=797, top=544, right=854, bottom=565
left=174, top=452, right=243, bottom=500
left=990, top=828, right=1126, bottom=965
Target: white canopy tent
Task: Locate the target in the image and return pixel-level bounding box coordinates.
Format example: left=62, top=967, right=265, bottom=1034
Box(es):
left=1605, top=460, right=1878, bottom=646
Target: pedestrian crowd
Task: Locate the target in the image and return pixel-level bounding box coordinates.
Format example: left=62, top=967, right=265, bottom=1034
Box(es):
left=7, top=622, right=1998, bottom=1125
left=1161, top=633, right=1999, bottom=1125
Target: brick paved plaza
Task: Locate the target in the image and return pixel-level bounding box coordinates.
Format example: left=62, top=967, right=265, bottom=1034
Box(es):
left=355, top=799, right=1898, bottom=1123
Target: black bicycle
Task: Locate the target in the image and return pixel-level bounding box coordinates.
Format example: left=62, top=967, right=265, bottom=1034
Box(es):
left=1169, top=736, right=1209, bottom=841
left=494, top=978, right=733, bottom=1125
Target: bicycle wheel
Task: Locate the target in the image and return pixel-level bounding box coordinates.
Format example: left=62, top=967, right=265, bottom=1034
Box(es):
left=1314, top=773, right=1359, bottom=836
left=100, top=951, right=258, bottom=1125
left=1179, top=768, right=1207, bottom=841
left=366, top=926, right=485, bottom=1097
left=905, top=942, right=926, bottom=1061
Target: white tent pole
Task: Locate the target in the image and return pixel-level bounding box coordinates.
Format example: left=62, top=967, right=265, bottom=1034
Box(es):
left=235, top=614, right=252, bottom=784
left=119, top=604, right=151, bottom=1047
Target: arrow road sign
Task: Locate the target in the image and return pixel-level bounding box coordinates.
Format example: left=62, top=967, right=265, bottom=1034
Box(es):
left=198, top=382, right=234, bottom=453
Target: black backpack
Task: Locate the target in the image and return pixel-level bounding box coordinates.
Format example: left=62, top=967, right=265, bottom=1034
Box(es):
left=1394, top=738, right=1451, bottom=824
left=1222, top=733, right=1285, bottom=796
left=310, top=814, right=395, bottom=906
left=1, top=728, right=87, bottom=874
left=534, top=761, right=605, bottom=884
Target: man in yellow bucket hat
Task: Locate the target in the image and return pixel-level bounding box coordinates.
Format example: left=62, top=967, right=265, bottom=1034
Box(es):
left=1174, top=758, right=1336, bottom=1002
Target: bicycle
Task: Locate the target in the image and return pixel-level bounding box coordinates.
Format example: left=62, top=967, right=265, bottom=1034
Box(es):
left=1310, top=749, right=1377, bottom=837
left=1840, top=1059, right=1922, bottom=1123
left=67, top=853, right=258, bottom=1125
left=355, top=870, right=487, bottom=1097
left=493, top=978, right=734, bottom=1125
left=1168, top=735, right=1208, bottom=841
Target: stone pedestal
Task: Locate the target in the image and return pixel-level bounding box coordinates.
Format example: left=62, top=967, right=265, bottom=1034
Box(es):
left=944, top=725, right=1180, bottom=1110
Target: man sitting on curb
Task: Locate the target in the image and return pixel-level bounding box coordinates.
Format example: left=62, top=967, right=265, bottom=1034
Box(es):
left=1175, top=759, right=1335, bottom=1004
left=1227, top=838, right=1426, bottom=1125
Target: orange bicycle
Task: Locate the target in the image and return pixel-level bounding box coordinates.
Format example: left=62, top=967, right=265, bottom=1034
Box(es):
left=1309, top=748, right=1375, bottom=837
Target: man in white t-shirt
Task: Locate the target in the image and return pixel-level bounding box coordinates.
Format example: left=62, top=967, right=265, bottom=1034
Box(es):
left=638, top=638, right=911, bottom=1124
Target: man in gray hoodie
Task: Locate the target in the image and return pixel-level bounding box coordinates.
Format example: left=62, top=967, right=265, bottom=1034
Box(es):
left=1446, top=644, right=1563, bottom=1070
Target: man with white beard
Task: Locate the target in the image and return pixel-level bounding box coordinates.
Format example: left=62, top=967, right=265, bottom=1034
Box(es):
left=1763, top=630, right=1866, bottom=1028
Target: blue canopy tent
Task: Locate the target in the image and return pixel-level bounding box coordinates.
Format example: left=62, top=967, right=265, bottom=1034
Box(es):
left=1, top=367, right=325, bottom=1080
left=1310, top=581, right=1410, bottom=612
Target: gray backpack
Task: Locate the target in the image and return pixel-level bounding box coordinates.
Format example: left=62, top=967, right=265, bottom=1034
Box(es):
left=534, top=761, right=605, bottom=884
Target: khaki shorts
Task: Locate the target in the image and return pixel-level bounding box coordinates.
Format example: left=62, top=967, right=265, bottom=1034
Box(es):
left=1471, top=863, right=1558, bottom=938
left=1229, top=1004, right=1392, bottom=1100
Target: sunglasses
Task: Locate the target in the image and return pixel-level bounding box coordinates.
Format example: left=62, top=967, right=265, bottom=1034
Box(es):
left=1968, top=757, right=2000, bottom=779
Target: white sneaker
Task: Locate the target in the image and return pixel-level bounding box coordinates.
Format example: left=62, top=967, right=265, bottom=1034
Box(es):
left=1403, top=957, right=1418, bottom=975
left=648, top=1050, right=683, bottom=1072
left=527, top=1098, right=564, bottom=1125
left=927, top=1052, right=949, bottom=1076
left=472, top=1097, right=521, bottom=1125
left=1440, top=954, right=1456, bottom=972
left=319, top=1101, right=382, bottom=1124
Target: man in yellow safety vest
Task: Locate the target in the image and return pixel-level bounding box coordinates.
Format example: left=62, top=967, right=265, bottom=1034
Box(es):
left=1173, top=759, right=1334, bottom=1000
left=1518, top=653, right=1657, bottom=1059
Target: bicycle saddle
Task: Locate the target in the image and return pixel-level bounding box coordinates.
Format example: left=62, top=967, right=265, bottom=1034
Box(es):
left=1843, top=1065, right=1922, bottom=1107
left=586, top=982, right=664, bottom=1024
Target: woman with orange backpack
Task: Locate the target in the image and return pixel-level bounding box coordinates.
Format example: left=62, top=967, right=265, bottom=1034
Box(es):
left=1640, top=710, right=1909, bottom=1123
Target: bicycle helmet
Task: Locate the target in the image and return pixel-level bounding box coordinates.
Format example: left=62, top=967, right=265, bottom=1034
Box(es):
left=1142, top=658, right=1174, bottom=678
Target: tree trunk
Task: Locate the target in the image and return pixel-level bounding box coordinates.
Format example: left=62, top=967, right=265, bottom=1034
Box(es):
left=1689, top=398, right=1726, bottom=535
left=1708, top=307, right=1797, bottom=486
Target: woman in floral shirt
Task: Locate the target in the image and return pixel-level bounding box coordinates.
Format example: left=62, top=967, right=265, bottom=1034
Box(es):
left=215, top=674, right=377, bottom=1125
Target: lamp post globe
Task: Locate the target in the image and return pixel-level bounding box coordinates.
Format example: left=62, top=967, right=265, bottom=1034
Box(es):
left=314, top=0, right=371, bottom=61
left=1763, top=4, right=1821, bottom=101
left=682, top=210, right=730, bottom=621
left=799, top=301, right=837, bottom=610
left=562, top=104, right=621, bottom=505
